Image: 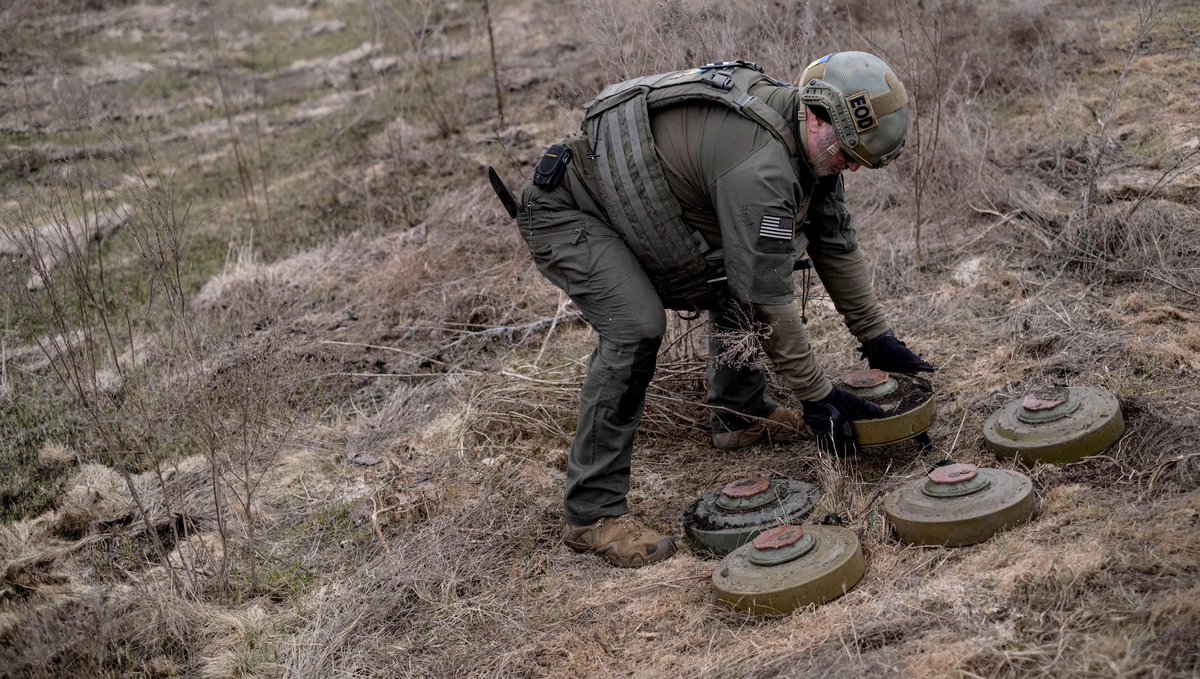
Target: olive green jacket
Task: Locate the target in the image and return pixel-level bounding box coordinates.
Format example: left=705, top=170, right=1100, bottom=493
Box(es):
left=560, top=81, right=891, bottom=401
left=647, top=87, right=890, bottom=401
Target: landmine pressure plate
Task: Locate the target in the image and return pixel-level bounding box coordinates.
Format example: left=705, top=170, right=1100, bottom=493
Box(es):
left=683, top=478, right=819, bottom=556
left=712, top=524, right=865, bottom=616
left=843, top=369, right=936, bottom=447
left=884, top=463, right=1036, bottom=547
left=983, top=386, right=1124, bottom=464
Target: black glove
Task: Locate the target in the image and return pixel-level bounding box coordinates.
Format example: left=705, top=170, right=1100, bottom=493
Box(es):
left=858, top=330, right=935, bottom=373
left=802, top=387, right=885, bottom=456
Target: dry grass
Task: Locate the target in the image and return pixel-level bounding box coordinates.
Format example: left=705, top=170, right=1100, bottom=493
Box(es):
left=0, top=0, right=1198, bottom=677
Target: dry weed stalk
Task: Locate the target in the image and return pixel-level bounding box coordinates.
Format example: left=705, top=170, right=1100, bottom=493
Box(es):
left=204, top=12, right=273, bottom=251
left=708, top=302, right=774, bottom=371
left=482, top=0, right=506, bottom=127
left=1079, top=0, right=1164, bottom=227
left=888, top=0, right=967, bottom=273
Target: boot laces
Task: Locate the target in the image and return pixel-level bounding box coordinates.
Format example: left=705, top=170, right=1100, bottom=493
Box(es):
left=600, top=515, right=648, bottom=541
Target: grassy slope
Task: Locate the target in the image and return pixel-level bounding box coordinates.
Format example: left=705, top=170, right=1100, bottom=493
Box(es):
left=1, top=0, right=1198, bottom=677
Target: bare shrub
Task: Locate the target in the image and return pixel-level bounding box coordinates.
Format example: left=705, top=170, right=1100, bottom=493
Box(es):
left=1055, top=198, right=1199, bottom=282
left=367, top=0, right=488, bottom=142
left=0, top=134, right=331, bottom=600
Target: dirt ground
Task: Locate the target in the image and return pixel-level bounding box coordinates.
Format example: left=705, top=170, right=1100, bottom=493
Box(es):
left=1, top=0, right=1198, bottom=677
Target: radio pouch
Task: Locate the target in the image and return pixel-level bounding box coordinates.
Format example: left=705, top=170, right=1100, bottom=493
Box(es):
left=532, top=144, right=572, bottom=190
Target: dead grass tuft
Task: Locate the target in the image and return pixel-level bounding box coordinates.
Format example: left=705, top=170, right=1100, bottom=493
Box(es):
left=197, top=604, right=284, bottom=679
left=0, top=518, right=78, bottom=602
left=54, top=457, right=221, bottom=540
left=35, top=442, right=76, bottom=472
left=54, top=463, right=136, bottom=537
left=281, top=467, right=566, bottom=677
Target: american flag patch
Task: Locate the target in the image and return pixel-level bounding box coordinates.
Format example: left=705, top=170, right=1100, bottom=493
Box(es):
left=758, top=214, right=795, bottom=240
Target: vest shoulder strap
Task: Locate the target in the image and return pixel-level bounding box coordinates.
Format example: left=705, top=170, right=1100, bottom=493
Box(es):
left=583, top=63, right=798, bottom=156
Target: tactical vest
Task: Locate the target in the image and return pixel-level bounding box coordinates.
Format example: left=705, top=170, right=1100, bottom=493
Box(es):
left=581, top=61, right=799, bottom=308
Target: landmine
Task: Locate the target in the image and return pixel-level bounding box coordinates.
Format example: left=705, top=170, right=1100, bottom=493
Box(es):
left=683, top=477, right=819, bottom=556
left=842, top=369, right=936, bottom=447
left=884, top=462, right=1036, bottom=546
left=983, top=386, right=1124, bottom=464
left=712, top=524, right=865, bottom=616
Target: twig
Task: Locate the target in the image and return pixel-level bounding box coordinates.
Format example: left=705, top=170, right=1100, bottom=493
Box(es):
left=946, top=408, right=969, bottom=458
left=1145, top=271, right=1200, bottom=304
left=846, top=607, right=863, bottom=664
left=1147, top=453, right=1199, bottom=494
left=326, top=371, right=479, bottom=379
left=499, top=370, right=576, bottom=386
left=318, top=339, right=452, bottom=368
left=534, top=293, right=572, bottom=366
left=959, top=206, right=1023, bottom=251
left=439, top=313, right=583, bottom=351
left=371, top=495, right=393, bottom=555
left=1125, top=147, right=1200, bottom=220
left=1081, top=0, right=1163, bottom=224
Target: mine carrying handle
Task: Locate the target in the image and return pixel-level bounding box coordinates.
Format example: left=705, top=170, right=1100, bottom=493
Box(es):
left=488, top=166, right=520, bottom=219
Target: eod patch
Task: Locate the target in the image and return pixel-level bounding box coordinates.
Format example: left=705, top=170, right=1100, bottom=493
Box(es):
left=844, top=90, right=878, bottom=133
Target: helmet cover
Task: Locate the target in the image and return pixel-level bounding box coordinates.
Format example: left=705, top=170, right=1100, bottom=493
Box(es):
left=800, top=51, right=909, bottom=168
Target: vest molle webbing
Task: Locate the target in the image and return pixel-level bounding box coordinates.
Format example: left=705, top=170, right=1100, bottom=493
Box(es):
left=582, top=62, right=798, bottom=308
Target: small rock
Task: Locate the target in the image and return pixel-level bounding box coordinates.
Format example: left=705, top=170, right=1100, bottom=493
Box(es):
left=952, top=255, right=986, bottom=286
left=370, top=57, right=399, bottom=74
left=79, top=60, right=155, bottom=86
left=301, top=19, right=346, bottom=37
left=349, top=451, right=382, bottom=466
left=265, top=5, right=310, bottom=23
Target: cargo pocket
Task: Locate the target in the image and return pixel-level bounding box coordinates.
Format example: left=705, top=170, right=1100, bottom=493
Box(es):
left=522, top=221, right=589, bottom=296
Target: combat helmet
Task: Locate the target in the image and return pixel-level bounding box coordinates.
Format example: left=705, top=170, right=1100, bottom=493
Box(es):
left=799, top=51, right=909, bottom=168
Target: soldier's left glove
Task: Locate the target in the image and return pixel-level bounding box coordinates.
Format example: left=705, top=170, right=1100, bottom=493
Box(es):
left=802, top=387, right=885, bottom=457
left=858, top=330, right=935, bottom=373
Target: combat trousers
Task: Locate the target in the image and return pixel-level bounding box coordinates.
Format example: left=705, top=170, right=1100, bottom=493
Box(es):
left=520, top=181, right=778, bottom=525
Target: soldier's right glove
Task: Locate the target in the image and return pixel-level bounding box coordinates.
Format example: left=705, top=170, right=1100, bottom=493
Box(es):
left=801, top=387, right=885, bottom=456
left=858, top=330, right=935, bottom=373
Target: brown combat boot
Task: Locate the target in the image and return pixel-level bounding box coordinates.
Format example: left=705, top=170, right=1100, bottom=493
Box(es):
left=562, top=515, right=676, bottom=568
left=712, top=406, right=811, bottom=450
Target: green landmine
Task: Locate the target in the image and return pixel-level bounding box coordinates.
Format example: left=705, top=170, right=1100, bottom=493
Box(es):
left=843, top=370, right=937, bottom=447
left=983, top=386, right=1124, bottom=464
left=884, top=463, right=1037, bottom=547
left=712, top=524, right=865, bottom=616
left=683, top=478, right=820, bottom=556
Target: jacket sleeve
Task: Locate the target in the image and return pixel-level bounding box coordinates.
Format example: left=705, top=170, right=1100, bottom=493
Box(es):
left=708, top=140, right=803, bottom=306
left=802, top=175, right=890, bottom=343
left=707, top=138, right=836, bottom=399
left=754, top=302, right=834, bottom=402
